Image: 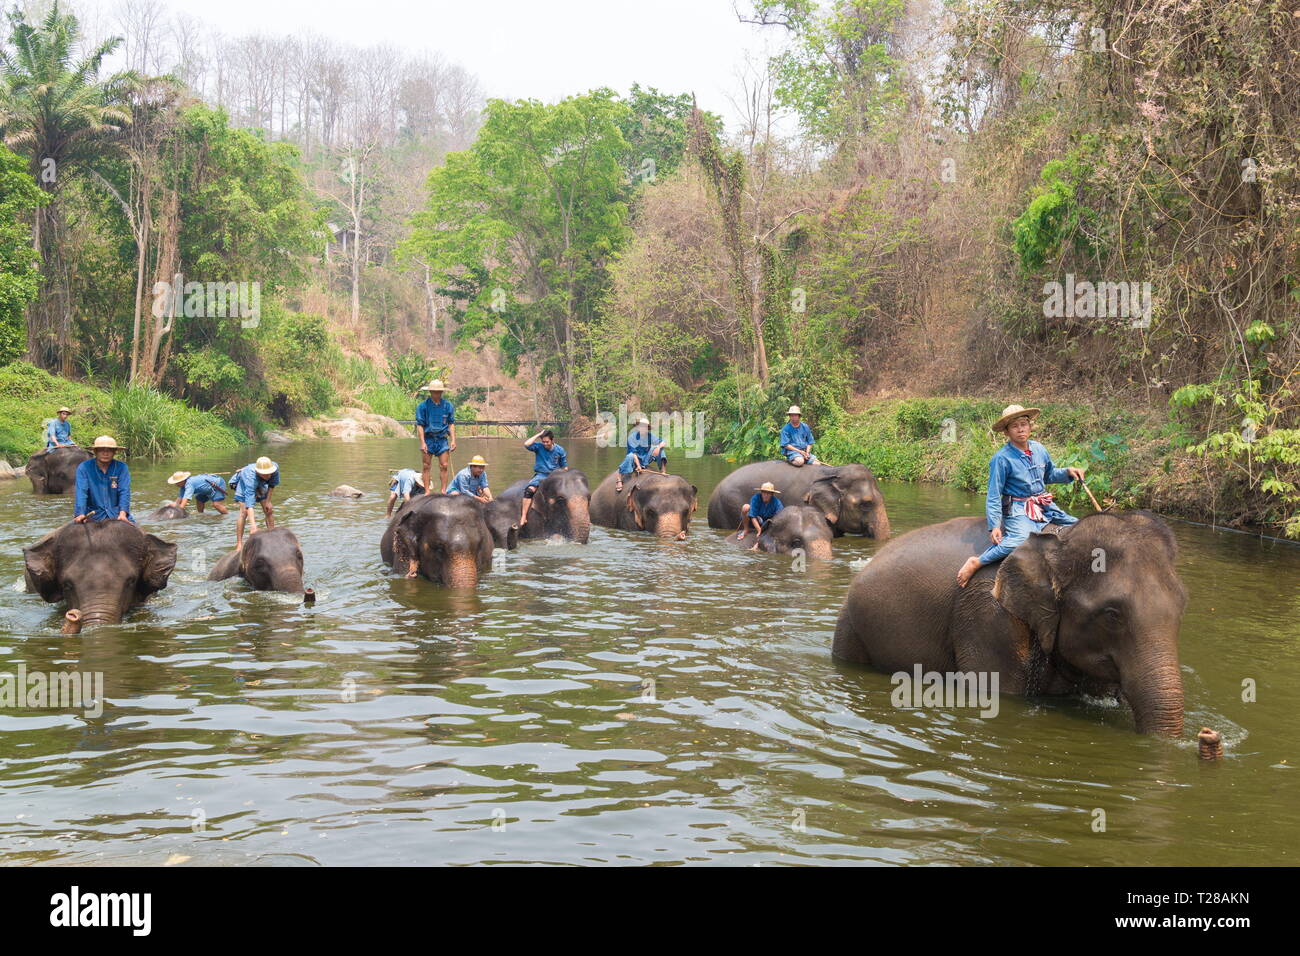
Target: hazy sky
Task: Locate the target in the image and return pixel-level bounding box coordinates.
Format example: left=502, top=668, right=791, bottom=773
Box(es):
left=81, top=0, right=789, bottom=129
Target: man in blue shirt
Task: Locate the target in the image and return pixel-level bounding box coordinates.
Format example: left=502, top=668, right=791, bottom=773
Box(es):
left=615, top=416, right=667, bottom=492
left=519, top=428, right=567, bottom=527
left=168, top=471, right=229, bottom=515
left=45, top=406, right=74, bottom=449
left=738, top=481, right=783, bottom=549
left=446, top=455, right=492, bottom=502
left=780, top=406, right=819, bottom=466
left=74, top=435, right=132, bottom=523
left=415, top=379, right=456, bottom=497
left=957, top=404, right=1085, bottom=587
left=386, top=468, right=426, bottom=517
left=231, top=456, right=280, bottom=551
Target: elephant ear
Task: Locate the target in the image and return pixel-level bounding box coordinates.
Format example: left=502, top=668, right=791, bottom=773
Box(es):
left=26, top=454, right=48, bottom=494
left=625, top=484, right=645, bottom=528
left=690, top=484, right=698, bottom=513
left=991, top=532, right=1064, bottom=654
left=23, top=532, right=62, bottom=603
left=394, top=508, right=425, bottom=567
left=138, top=534, right=178, bottom=597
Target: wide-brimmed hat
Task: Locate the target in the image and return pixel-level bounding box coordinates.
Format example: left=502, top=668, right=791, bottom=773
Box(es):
left=754, top=481, right=782, bottom=495
left=992, top=404, right=1042, bottom=434
left=420, top=379, right=447, bottom=392
left=468, top=455, right=488, bottom=467
left=254, top=456, right=278, bottom=476
left=167, top=471, right=192, bottom=485
left=90, top=435, right=124, bottom=451
left=787, top=406, right=802, bottom=416
left=635, top=415, right=650, bottom=426
left=57, top=406, right=72, bottom=414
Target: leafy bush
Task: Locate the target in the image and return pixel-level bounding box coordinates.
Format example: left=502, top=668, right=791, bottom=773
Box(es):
left=359, top=384, right=416, bottom=420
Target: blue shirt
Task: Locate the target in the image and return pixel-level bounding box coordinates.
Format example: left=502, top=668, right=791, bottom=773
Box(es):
left=525, top=441, right=567, bottom=477
left=415, top=398, right=455, bottom=436
left=390, top=468, right=422, bottom=497
left=74, top=458, right=132, bottom=521
left=45, top=418, right=72, bottom=448
left=446, top=466, right=489, bottom=497
left=626, top=429, right=664, bottom=465
left=180, top=473, right=226, bottom=501
left=985, top=441, right=1073, bottom=530
left=231, top=462, right=280, bottom=507
left=748, top=492, right=784, bottom=522
left=780, top=421, right=814, bottom=451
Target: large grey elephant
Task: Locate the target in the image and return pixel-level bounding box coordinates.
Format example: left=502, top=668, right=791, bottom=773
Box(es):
left=380, top=494, right=494, bottom=587
left=26, top=445, right=91, bottom=495
left=707, top=461, right=890, bottom=540
left=832, top=511, right=1187, bottom=736
left=478, top=498, right=520, bottom=551
left=209, top=527, right=305, bottom=592
left=24, top=520, right=178, bottom=626
left=589, top=470, right=697, bottom=539
left=497, top=469, right=591, bottom=543
left=723, top=503, right=833, bottom=558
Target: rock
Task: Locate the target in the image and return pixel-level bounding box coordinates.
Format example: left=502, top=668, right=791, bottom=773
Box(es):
left=329, top=485, right=364, bottom=498
left=0, top=460, right=16, bottom=481
left=294, top=407, right=406, bottom=442
left=264, top=430, right=295, bottom=444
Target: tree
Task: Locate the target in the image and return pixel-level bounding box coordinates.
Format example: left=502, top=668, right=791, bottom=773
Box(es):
left=0, top=142, right=44, bottom=364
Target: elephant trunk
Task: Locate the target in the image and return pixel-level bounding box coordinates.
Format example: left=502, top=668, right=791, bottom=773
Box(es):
left=566, top=497, right=591, bottom=544
left=62, top=609, right=83, bottom=634
left=1122, top=644, right=1185, bottom=736
left=303, top=588, right=316, bottom=606
left=76, top=602, right=125, bottom=628
left=655, top=513, right=683, bottom=539
left=444, top=552, right=480, bottom=588
left=868, top=502, right=891, bottom=541
left=1198, top=727, right=1224, bottom=760
left=806, top=539, right=833, bottom=560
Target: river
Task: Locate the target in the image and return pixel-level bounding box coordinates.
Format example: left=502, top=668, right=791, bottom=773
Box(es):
left=0, top=436, right=1296, bottom=865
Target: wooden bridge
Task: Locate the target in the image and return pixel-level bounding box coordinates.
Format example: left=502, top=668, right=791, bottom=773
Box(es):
left=396, top=419, right=569, bottom=439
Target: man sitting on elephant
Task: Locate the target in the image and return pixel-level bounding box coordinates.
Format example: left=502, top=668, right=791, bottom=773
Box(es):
left=519, top=428, right=568, bottom=527
left=781, top=406, right=820, bottom=466
left=446, top=455, right=492, bottom=502
left=387, top=468, right=425, bottom=517
left=737, top=481, right=783, bottom=548
left=74, top=435, right=133, bottom=524
left=45, top=406, right=74, bottom=450
left=956, top=404, right=1086, bottom=587
left=615, top=416, right=667, bottom=492
left=168, top=471, right=229, bottom=515
left=232, top=457, right=280, bottom=551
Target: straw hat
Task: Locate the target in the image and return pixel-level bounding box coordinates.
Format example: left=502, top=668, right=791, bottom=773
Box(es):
left=992, top=404, right=1042, bottom=434
left=468, top=455, right=488, bottom=467
left=57, top=406, right=72, bottom=414
left=420, top=379, right=447, bottom=392
left=635, top=415, right=650, bottom=426
left=167, top=471, right=192, bottom=485
left=254, top=456, right=278, bottom=476
left=90, top=435, right=124, bottom=451
left=787, top=406, right=802, bottom=416
left=754, top=481, right=782, bottom=495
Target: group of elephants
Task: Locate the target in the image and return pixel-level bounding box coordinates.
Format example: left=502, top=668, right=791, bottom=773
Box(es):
left=19, top=445, right=1189, bottom=738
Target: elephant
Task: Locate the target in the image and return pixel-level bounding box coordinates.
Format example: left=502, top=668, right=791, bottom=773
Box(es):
left=25, top=445, right=91, bottom=495
left=330, top=485, right=364, bottom=498
left=707, top=461, right=890, bottom=540
left=208, top=527, right=305, bottom=593
left=831, top=511, right=1188, bottom=736
left=498, top=469, right=592, bottom=543
left=724, top=503, right=833, bottom=558
left=479, top=498, right=520, bottom=551
left=379, top=494, right=494, bottom=587
left=589, top=470, right=698, bottom=539
left=23, top=520, right=178, bottom=627
left=144, top=504, right=187, bottom=521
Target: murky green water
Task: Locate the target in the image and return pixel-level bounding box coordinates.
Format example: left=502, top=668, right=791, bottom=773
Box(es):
left=0, top=437, right=1296, bottom=865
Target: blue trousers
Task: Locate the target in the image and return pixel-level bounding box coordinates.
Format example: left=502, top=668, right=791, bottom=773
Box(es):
left=618, top=451, right=666, bottom=476
left=978, top=510, right=1078, bottom=564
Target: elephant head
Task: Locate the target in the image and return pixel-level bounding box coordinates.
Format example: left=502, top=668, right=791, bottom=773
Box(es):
left=759, top=504, right=833, bottom=558
left=626, top=473, right=698, bottom=540
left=24, top=520, right=177, bottom=627
left=481, top=499, right=520, bottom=551
left=991, top=511, right=1187, bottom=736
left=803, top=465, right=891, bottom=540
left=209, top=527, right=304, bottom=592
left=528, top=469, right=591, bottom=543
left=391, top=495, right=493, bottom=587
left=25, top=445, right=91, bottom=495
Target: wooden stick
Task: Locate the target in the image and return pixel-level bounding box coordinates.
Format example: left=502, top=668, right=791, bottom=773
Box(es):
left=1079, top=478, right=1103, bottom=512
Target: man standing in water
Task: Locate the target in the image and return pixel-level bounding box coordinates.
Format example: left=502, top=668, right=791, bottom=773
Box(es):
left=956, top=404, right=1086, bottom=587
left=519, top=428, right=567, bottom=527
left=45, top=406, right=74, bottom=450
left=74, top=435, right=132, bottom=523
left=231, top=456, right=280, bottom=551
left=415, top=380, right=456, bottom=497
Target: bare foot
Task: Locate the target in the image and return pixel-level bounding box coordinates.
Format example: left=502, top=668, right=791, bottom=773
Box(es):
left=615, top=479, right=623, bottom=492
left=956, top=556, right=981, bottom=588
left=736, top=530, right=746, bottom=540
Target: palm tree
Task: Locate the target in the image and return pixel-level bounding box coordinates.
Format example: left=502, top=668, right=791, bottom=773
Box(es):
left=0, top=1, right=132, bottom=374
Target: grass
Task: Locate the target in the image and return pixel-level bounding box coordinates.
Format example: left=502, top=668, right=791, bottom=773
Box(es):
left=358, top=383, right=417, bottom=421
left=0, top=361, right=246, bottom=463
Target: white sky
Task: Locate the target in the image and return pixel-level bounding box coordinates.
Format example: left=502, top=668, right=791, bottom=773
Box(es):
left=76, top=0, right=791, bottom=131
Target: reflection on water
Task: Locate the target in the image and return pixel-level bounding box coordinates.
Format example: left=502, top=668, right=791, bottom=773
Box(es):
left=0, top=437, right=1296, bottom=865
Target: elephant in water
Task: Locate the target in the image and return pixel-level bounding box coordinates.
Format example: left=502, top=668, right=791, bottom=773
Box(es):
left=724, top=503, right=833, bottom=559
left=144, top=504, right=187, bottom=521
left=478, top=498, right=520, bottom=551
left=497, top=469, right=591, bottom=543
left=25, top=445, right=91, bottom=495
left=380, top=494, right=494, bottom=587
left=832, top=511, right=1187, bottom=736
left=589, top=470, right=697, bottom=539
left=707, top=461, right=890, bottom=540
left=24, top=520, right=177, bottom=627
left=209, top=527, right=306, bottom=593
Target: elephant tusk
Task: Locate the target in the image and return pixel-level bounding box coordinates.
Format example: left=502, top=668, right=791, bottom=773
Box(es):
left=1197, top=727, right=1223, bottom=761
left=62, top=609, right=83, bottom=634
